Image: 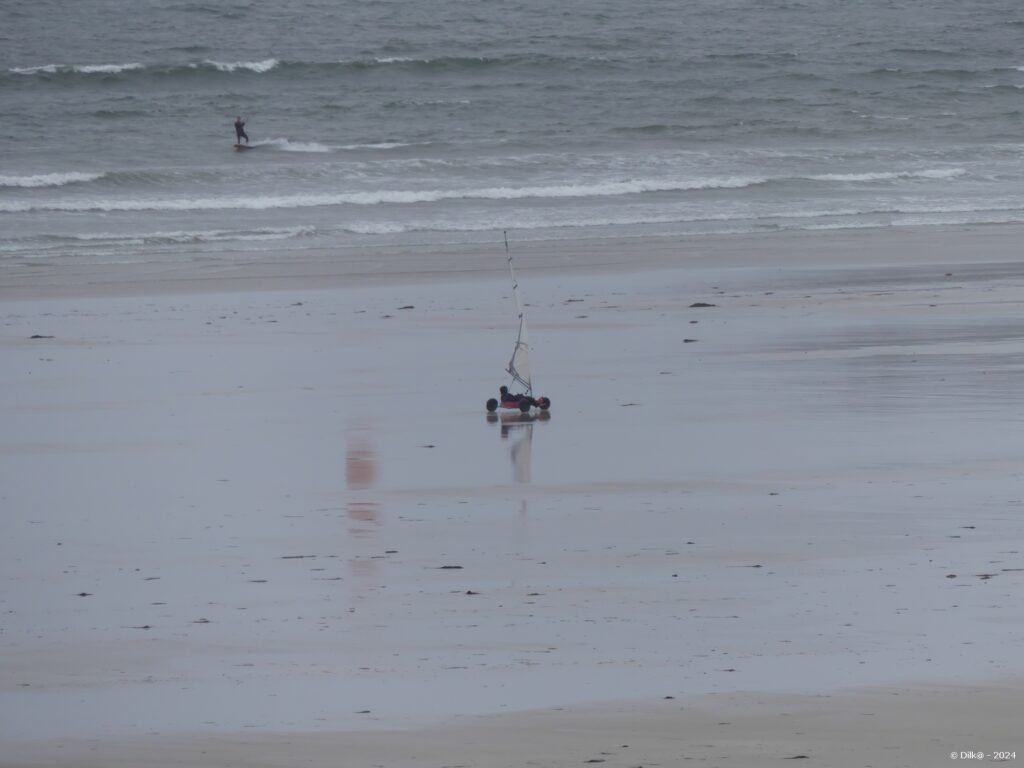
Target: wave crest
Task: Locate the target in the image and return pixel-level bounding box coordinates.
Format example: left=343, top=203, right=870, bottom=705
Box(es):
left=809, top=168, right=965, bottom=182
left=7, top=53, right=589, bottom=80
left=0, top=172, right=106, bottom=188
left=9, top=59, right=279, bottom=77
left=0, top=176, right=769, bottom=214
left=200, top=58, right=279, bottom=73
left=10, top=63, right=143, bottom=75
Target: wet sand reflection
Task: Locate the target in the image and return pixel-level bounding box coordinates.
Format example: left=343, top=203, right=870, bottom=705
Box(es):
left=345, top=430, right=381, bottom=590
left=487, top=410, right=550, bottom=484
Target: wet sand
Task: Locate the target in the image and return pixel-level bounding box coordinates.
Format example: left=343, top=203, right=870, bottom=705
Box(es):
left=4, top=684, right=1022, bottom=768
left=2, top=225, right=1023, bottom=765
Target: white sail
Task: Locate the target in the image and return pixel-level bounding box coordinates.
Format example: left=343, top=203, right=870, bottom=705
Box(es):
left=507, top=314, right=532, bottom=394
left=504, top=231, right=533, bottom=395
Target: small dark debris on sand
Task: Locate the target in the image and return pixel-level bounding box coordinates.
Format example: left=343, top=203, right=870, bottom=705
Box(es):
left=30, top=334, right=55, bottom=339
left=437, top=565, right=463, bottom=570
left=398, top=305, right=415, bottom=310
left=689, top=302, right=717, bottom=308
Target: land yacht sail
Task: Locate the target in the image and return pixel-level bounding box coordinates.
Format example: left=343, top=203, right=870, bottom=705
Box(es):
left=485, top=232, right=550, bottom=413
left=504, top=230, right=532, bottom=396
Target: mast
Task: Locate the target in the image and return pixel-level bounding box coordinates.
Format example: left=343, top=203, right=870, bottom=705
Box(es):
left=504, top=230, right=532, bottom=395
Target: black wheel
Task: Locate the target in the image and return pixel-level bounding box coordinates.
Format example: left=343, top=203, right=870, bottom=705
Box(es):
left=538, top=397, right=551, bottom=410
left=519, top=400, right=531, bottom=413
left=486, top=398, right=498, bottom=412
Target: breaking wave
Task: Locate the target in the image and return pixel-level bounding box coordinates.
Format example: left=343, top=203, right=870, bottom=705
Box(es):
left=0, top=172, right=107, bottom=188
left=10, top=63, right=144, bottom=75
left=0, top=226, right=315, bottom=254
left=0, top=165, right=971, bottom=214
left=0, top=176, right=772, bottom=213
left=808, top=168, right=966, bottom=182
left=8, top=58, right=279, bottom=77
left=5, top=53, right=595, bottom=81
left=201, top=58, right=279, bottom=73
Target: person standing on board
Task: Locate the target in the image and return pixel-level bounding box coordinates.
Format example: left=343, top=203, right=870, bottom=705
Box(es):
left=234, top=116, right=249, bottom=144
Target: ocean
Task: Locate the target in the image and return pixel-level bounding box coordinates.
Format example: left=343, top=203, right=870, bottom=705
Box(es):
left=2, top=0, right=1023, bottom=272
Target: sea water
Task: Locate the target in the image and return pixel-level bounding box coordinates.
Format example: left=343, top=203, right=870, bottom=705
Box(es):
left=2, top=0, right=1023, bottom=270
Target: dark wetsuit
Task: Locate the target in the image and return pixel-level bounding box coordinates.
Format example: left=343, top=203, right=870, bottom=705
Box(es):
left=234, top=119, right=248, bottom=144
left=501, top=390, right=523, bottom=404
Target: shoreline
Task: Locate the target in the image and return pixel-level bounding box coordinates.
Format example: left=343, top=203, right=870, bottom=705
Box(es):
left=3, top=222, right=1024, bottom=300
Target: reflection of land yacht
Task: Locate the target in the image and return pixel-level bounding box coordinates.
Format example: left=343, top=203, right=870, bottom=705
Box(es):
left=486, top=409, right=551, bottom=434
left=486, top=410, right=550, bottom=483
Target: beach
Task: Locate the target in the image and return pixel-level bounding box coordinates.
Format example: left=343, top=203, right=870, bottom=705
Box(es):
left=2, top=225, right=1023, bottom=766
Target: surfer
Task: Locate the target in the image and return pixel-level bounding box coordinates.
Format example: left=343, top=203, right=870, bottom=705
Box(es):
left=234, top=116, right=249, bottom=145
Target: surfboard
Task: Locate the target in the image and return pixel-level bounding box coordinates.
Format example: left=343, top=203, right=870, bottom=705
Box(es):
left=233, top=143, right=253, bottom=151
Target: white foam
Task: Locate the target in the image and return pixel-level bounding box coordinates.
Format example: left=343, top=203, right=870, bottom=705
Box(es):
left=75, top=226, right=314, bottom=244
left=257, top=138, right=333, bottom=153
left=9, top=63, right=142, bottom=75
left=151, top=226, right=315, bottom=243
left=916, top=168, right=967, bottom=179
left=809, top=168, right=966, bottom=182
left=9, top=64, right=60, bottom=75
left=202, top=58, right=279, bottom=73
left=0, top=172, right=105, bottom=188
left=340, top=142, right=414, bottom=150
left=74, top=63, right=144, bottom=74
left=0, top=176, right=770, bottom=213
